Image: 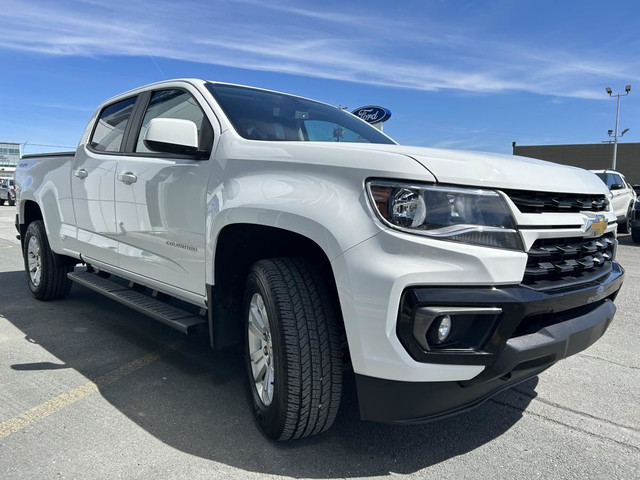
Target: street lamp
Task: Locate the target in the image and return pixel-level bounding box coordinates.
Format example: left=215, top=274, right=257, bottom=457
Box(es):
left=603, top=128, right=630, bottom=144
left=606, top=85, right=631, bottom=170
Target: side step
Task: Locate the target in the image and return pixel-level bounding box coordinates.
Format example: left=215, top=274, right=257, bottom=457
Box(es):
left=67, top=271, right=207, bottom=334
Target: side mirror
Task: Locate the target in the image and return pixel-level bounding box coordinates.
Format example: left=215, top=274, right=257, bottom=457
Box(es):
left=144, top=118, right=202, bottom=157
left=610, top=183, right=624, bottom=190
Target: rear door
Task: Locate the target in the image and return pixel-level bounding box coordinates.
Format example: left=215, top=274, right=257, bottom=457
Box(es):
left=71, top=96, right=138, bottom=266
left=114, top=85, right=216, bottom=296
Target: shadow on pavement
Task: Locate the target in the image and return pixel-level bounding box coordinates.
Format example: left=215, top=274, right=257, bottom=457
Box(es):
left=1, top=269, right=537, bottom=478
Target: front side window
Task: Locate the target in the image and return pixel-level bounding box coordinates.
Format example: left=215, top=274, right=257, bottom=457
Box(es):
left=206, top=83, right=395, bottom=144
left=90, top=96, right=137, bottom=152
left=611, top=174, right=623, bottom=187
left=135, top=89, right=213, bottom=154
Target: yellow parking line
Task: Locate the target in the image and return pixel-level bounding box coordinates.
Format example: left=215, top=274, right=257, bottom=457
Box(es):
left=0, top=340, right=185, bottom=440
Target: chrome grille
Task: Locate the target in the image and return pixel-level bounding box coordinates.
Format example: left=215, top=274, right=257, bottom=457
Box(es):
left=522, top=233, right=615, bottom=289
left=504, top=190, right=608, bottom=213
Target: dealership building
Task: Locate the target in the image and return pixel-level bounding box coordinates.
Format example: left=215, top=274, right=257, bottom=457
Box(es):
left=0, top=142, right=21, bottom=179
left=513, top=142, right=640, bottom=184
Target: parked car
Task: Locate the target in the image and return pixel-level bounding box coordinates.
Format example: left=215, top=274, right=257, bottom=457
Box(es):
left=631, top=186, right=640, bottom=243
left=591, top=169, right=636, bottom=233
left=15, top=79, right=623, bottom=440
left=0, top=178, right=16, bottom=206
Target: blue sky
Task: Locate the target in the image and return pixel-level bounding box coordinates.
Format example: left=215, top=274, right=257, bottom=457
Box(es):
left=1, top=0, right=639, bottom=154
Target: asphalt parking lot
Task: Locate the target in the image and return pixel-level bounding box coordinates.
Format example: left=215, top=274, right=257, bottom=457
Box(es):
left=0, top=205, right=638, bottom=479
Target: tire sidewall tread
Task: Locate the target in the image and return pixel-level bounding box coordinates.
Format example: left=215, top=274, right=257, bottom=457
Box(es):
left=244, top=257, right=342, bottom=441
left=23, top=220, right=73, bottom=301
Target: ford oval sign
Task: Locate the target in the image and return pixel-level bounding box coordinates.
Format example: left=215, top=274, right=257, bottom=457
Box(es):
left=352, top=105, right=392, bottom=124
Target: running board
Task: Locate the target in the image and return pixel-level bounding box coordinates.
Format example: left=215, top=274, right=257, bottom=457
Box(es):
left=67, top=271, right=207, bottom=334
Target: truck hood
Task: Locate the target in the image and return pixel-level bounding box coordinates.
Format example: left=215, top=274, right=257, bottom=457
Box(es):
left=311, top=143, right=608, bottom=195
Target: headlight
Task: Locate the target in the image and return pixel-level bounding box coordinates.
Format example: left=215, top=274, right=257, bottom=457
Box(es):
left=367, top=180, right=523, bottom=251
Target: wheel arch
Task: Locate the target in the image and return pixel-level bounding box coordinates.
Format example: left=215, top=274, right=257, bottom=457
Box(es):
left=208, top=222, right=347, bottom=356
left=18, top=200, right=44, bottom=249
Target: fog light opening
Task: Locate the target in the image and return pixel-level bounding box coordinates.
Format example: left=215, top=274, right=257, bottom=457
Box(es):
left=436, top=315, right=452, bottom=343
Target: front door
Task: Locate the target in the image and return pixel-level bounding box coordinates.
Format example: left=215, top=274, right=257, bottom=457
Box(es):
left=114, top=88, right=214, bottom=295
left=608, top=173, right=628, bottom=217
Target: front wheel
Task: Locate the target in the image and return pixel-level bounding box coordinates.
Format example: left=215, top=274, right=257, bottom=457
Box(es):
left=244, top=258, right=343, bottom=441
left=23, top=220, right=74, bottom=300
left=619, top=205, right=633, bottom=234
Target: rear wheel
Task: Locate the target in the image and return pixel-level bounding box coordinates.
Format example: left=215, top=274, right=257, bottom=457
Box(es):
left=632, top=226, right=640, bottom=243
left=0, top=199, right=5, bottom=206
left=244, top=258, right=342, bottom=440
left=8, top=196, right=15, bottom=207
left=23, top=220, right=74, bottom=300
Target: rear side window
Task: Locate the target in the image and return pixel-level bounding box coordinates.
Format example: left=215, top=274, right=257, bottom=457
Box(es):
left=90, top=96, right=137, bottom=152
left=135, top=89, right=213, bottom=154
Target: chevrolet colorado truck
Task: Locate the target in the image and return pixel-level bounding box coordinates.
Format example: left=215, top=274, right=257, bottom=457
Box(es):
left=14, top=79, right=624, bottom=440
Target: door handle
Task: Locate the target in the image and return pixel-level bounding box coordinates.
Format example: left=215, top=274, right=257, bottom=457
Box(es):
left=74, top=168, right=88, bottom=179
left=117, top=172, right=137, bottom=185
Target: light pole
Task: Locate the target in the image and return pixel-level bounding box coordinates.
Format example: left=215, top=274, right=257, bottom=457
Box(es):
left=606, top=85, right=631, bottom=170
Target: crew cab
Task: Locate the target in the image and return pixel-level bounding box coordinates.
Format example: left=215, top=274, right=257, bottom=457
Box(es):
left=14, top=79, right=624, bottom=440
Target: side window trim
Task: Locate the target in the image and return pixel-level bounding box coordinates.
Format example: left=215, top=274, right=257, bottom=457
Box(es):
left=87, top=95, right=140, bottom=155
left=122, top=91, right=151, bottom=153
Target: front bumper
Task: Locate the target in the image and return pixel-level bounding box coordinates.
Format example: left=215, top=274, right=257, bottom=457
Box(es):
left=356, top=262, right=623, bottom=423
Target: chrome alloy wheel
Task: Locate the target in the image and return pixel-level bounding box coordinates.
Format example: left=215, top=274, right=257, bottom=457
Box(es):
left=247, top=293, right=275, bottom=406
left=27, top=235, right=42, bottom=287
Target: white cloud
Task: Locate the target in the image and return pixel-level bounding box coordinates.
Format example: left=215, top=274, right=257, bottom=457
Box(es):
left=0, top=0, right=637, bottom=100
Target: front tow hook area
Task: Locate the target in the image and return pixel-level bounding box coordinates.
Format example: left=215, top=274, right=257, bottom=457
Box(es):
left=460, top=299, right=616, bottom=387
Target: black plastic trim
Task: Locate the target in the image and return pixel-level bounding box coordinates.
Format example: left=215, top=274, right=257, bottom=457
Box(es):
left=359, top=294, right=618, bottom=423
left=122, top=91, right=151, bottom=153
left=396, top=262, right=623, bottom=366
left=22, top=152, right=76, bottom=159
left=518, top=224, right=581, bottom=229
left=356, top=367, right=547, bottom=423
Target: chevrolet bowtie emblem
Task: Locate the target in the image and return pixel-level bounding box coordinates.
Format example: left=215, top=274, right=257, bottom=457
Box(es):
left=584, top=215, right=607, bottom=237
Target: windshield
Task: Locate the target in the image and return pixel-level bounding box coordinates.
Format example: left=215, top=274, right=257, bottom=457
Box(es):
left=206, top=83, right=395, bottom=144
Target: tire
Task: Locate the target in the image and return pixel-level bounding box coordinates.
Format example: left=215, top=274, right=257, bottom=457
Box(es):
left=632, top=227, right=640, bottom=243
left=8, top=198, right=15, bottom=207
left=244, top=258, right=342, bottom=441
left=23, top=220, right=74, bottom=300
left=618, top=205, right=633, bottom=234
left=0, top=199, right=4, bottom=206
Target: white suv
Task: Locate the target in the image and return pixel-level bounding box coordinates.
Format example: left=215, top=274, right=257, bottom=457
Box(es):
left=591, top=169, right=636, bottom=233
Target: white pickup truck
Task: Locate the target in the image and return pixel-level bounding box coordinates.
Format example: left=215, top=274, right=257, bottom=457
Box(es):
left=14, top=79, right=624, bottom=440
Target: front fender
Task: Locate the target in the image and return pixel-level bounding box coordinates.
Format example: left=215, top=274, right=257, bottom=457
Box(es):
left=205, top=171, right=386, bottom=286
